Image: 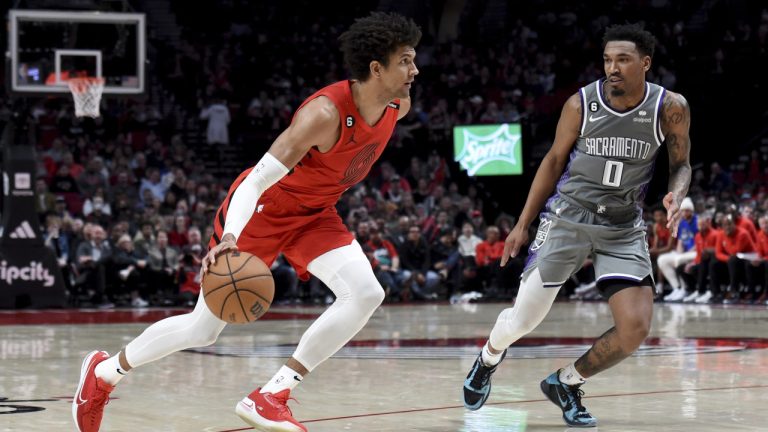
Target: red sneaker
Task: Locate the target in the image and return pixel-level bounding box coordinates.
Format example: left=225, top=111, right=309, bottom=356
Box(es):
left=235, top=387, right=307, bottom=432
left=72, top=350, right=115, bottom=432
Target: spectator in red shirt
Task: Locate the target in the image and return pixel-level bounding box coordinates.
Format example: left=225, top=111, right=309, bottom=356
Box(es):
left=730, top=204, right=757, bottom=241
left=650, top=208, right=672, bottom=252
left=475, top=226, right=521, bottom=298
left=167, top=214, right=190, bottom=249
left=649, top=208, right=674, bottom=294
left=475, top=226, right=504, bottom=266
left=748, top=215, right=768, bottom=304
left=680, top=214, right=721, bottom=303
left=755, top=216, right=768, bottom=260
left=709, top=215, right=756, bottom=303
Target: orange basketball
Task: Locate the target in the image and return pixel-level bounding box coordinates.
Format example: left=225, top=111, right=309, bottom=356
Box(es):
left=201, top=250, right=274, bottom=324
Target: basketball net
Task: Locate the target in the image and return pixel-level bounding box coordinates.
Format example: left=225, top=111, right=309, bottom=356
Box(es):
left=67, top=77, right=105, bottom=118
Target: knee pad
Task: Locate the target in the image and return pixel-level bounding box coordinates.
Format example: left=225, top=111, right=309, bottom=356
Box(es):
left=308, top=240, right=384, bottom=310
left=496, top=306, right=540, bottom=335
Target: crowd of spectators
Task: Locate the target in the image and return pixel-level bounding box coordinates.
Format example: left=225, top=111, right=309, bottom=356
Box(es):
left=1, top=1, right=766, bottom=307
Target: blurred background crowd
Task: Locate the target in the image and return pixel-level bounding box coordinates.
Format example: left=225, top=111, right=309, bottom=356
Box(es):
left=0, top=0, right=766, bottom=308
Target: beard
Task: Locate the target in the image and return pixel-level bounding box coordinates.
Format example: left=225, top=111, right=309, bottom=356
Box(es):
left=610, top=87, right=626, bottom=97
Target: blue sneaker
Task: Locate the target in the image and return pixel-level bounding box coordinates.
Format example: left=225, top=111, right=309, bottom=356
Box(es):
left=462, top=349, right=506, bottom=410
left=540, top=371, right=597, bottom=427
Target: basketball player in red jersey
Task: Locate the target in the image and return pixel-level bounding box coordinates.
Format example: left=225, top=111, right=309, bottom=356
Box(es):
left=73, top=12, right=420, bottom=432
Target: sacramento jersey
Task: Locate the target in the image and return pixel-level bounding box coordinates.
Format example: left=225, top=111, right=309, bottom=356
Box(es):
left=525, top=79, right=668, bottom=294
left=555, top=79, right=666, bottom=215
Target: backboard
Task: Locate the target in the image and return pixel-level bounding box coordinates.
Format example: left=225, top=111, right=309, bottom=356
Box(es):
left=8, top=9, right=146, bottom=95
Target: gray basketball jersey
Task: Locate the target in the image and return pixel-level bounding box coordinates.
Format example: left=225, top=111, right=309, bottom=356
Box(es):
left=555, top=79, right=667, bottom=213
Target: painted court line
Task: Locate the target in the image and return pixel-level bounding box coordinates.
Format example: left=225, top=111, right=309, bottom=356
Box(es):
left=215, top=384, right=768, bottom=431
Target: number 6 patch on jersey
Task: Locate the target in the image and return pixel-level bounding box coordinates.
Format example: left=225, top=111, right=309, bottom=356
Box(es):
left=531, top=219, right=552, bottom=251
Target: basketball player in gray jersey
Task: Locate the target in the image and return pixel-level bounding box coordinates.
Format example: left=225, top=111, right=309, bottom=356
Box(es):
left=463, top=24, right=691, bottom=427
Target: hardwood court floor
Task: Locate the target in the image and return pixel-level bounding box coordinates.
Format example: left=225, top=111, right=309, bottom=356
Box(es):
left=1, top=301, right=766, bottom=431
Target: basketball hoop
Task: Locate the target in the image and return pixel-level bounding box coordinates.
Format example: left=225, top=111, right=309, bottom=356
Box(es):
left=67, top=77, right=105, bottom=118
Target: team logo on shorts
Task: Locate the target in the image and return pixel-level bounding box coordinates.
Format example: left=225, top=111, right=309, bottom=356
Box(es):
left=530, top=219, right=552, bottom=251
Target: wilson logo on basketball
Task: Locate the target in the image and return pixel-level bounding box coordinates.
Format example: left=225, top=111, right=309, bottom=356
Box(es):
left=340, top=143, right=378, bottom=185
left=250, top=302, right=265, bottom=317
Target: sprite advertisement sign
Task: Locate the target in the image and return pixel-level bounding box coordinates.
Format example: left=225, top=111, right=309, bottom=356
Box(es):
left=453, top=123, right=523, bottom=176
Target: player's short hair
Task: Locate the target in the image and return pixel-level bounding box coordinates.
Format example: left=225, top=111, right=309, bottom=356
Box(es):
left=602, top=23, right=657, bottom=58
left=338, top=12, right=421, bottom=81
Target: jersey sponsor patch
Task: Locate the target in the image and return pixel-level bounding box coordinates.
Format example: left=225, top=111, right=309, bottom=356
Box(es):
left=531, top=218, right=552, bottom=251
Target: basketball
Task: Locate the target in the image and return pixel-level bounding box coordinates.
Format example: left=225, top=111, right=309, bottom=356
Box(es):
left=201, top=250, right=274, bottom=324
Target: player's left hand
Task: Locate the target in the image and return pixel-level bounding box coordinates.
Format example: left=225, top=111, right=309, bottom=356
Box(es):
left=663, top=192, right=682, bottom=238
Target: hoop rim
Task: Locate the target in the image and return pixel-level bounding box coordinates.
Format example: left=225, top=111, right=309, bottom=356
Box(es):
left=67, top=77, right=106, bottom=93
left=66, top=77, right=106, bottom=83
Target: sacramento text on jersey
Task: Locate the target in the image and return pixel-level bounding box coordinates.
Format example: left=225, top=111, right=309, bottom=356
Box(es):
left=584, top=137, right=653, bottom=159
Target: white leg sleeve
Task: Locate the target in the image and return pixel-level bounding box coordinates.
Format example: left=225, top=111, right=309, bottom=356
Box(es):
left=124, top=291, right=227, bottom=368
left=292, top=241, right=385, bottom=372
left=657, top=251, right=680, bottom=289
left=489, top=268, right=559, bottom=350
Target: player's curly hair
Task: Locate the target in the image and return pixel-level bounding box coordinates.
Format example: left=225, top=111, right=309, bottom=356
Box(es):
left=338, top=12, right=421, bottom=81
left=602, top=23, right=657, bottom=58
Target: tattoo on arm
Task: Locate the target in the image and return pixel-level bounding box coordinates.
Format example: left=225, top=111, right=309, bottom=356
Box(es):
left=661, top=94, right=688, bottom=126
left=662, top=93, right=692, bottom=201
left=668, top=159, right=691, bottom=200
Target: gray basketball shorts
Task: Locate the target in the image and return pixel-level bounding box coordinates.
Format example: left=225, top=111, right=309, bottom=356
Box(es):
left=522, top=197, right=652, bottom=288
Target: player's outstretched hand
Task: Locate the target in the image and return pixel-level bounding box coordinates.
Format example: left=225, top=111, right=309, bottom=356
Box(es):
left=201, top=233, right=239, bottom=275
left=501, top=224, right=529, bottom=267
left=663, top=192, right=682, bottom=238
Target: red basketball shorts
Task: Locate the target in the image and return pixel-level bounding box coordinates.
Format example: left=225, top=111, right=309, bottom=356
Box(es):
left=209, top=177, right=354, bottom=281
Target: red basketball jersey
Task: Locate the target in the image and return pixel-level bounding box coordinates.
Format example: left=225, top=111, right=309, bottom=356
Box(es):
left=276, top=80, right=400, bottom=208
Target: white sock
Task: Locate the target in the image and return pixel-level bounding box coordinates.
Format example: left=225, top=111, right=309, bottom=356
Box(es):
left=94, top=354, right=129, bottom=386
left=261, top=365, right=303, bottom=394
left=558, top=363, right=586, bottom=386
left=480, top=341, right=504, bottom=367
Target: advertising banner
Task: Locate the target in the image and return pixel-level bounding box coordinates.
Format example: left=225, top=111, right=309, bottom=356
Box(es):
left=0, top=125, right=65, bottom=308
left=453, top=123, right=523, bottom=176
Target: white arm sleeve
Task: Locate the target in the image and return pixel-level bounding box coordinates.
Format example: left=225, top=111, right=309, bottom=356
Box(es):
left=222, top=152, right=290, bottom=241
